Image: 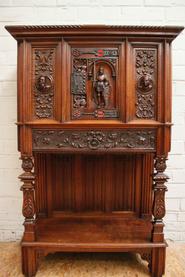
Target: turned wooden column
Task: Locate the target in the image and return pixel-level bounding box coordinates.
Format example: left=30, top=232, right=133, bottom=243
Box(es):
left=152, top=155, right=168, bottom=242
left=150, top=155, right=168, bottom=276
left=19, top=155, right=36, bottom=242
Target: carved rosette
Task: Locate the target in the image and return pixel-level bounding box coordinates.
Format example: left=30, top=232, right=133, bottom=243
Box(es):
left=33, top=48, right=55, bottom=118
left=19, top=156, right=35, bottom=222
left=33, top=129, right=156, bottom=151
left=135, top=49, right=156, bottom=119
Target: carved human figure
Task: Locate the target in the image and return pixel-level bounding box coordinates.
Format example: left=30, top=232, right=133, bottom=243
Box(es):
left=94, top=66, right=110, bottom=108
left=137, top=73, right=153, bottom=93
left=37, top=75, right=52, bottom=92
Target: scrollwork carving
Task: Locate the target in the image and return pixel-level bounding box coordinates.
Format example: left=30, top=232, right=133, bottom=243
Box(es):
left=135, top=49, right=156, bottom=119
left=33, top=129, right=156, bottom=151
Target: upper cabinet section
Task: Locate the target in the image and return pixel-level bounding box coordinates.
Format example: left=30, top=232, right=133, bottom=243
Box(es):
left=6, top=25, right=183, bottom=126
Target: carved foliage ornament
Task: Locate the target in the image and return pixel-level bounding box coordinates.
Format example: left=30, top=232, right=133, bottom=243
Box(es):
left=153, top=189, right=166, bottom=220
left=33, top=129, right=156, bottom=151
left=33, top=48, right=55, bottom=118
left=22, top=189, right=35, bottom=220
left=135, top=49, right=156, bottom=119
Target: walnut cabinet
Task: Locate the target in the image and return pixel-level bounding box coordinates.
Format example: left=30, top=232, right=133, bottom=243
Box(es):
left=6, top=25, right=183, bottom=277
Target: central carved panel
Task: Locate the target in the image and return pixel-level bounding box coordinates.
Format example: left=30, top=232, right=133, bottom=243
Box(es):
left=71, top=48, right=119, bottom=119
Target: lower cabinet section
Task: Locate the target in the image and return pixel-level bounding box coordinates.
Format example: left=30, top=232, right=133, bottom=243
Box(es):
left=20, top=152, right=168, bottom=276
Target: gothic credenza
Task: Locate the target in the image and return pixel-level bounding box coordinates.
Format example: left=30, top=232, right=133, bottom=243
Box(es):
left=6, top=25, right=183, bottom=277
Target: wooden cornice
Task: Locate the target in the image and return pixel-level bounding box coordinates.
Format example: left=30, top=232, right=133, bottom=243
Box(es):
left=5, top=24, right=184, bottom=41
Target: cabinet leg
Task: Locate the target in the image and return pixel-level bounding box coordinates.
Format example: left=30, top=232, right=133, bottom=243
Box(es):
left=22, top=247, right=38, bottom=277
left=151, top=248, right=166, bottom=277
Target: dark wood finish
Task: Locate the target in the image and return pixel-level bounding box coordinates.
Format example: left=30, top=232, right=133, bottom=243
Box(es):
left=5, top=24, right=183, bottom=277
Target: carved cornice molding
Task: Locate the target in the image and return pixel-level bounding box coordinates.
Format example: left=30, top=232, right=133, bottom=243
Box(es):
left=5, top=25, right=184, bottom=40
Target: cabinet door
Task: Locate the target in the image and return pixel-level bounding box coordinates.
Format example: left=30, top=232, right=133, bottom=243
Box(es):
left=125, top=41, right=164, bottom=123
left=61, top=39, right=125, bottom=123
left=21, top=41, right=62, bottom=123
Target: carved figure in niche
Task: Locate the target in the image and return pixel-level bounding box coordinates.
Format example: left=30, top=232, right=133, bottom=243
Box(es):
left=36, top=75, right=52, bottom=93
left=94, top=66, right=110, bottom=108
left=137, top=73, right=153, bottom=93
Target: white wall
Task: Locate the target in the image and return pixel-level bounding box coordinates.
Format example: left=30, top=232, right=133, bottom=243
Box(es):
left=0, top=0, right=185, bottom=241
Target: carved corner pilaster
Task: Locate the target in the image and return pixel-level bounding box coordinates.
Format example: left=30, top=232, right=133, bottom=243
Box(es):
left=19, top=155, right=36, bottom=241
left=152, top=155, right=169, bottom=242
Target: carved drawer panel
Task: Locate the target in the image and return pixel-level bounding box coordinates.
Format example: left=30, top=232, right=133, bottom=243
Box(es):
left=32, top=129, right=156, bottom=152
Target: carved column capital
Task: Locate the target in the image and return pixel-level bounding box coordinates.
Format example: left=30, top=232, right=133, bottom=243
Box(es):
left=154, top=156, right=167, bottom=172
left=21, top=156, right=34, bottom=172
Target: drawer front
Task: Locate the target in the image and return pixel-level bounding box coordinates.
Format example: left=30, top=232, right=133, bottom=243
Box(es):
left=32, top=129, right=156, bottom=153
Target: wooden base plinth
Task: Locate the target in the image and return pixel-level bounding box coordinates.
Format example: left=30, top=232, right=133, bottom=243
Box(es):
left=21, top=216, right=166, bottom=277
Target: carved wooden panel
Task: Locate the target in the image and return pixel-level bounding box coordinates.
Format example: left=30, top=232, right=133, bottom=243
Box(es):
left=32, top=129, right=156, bottom=152
left=33, top=48, right=55, bottom=119
left=71, top=48, right=119, bottom=119
left=135, top=48, right=157, bottom=119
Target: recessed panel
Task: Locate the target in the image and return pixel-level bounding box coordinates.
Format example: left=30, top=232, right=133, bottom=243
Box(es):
left=71, top=47, right=119, bottom=120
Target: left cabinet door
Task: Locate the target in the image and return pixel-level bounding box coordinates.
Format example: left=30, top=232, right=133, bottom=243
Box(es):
left=18, top=40, right=62, bottom=123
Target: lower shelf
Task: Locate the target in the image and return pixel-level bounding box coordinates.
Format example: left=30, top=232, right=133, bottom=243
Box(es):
left=21, top=216, right=166, bottom=252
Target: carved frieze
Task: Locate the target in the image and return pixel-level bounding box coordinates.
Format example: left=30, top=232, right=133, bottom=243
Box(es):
left=135, top=49, right=156, bottom=119
left=71, top=48, right=118, bottom=119
left=33, top=129, right=156, bottom=151
left=33, top=48, right=55, bottom=118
